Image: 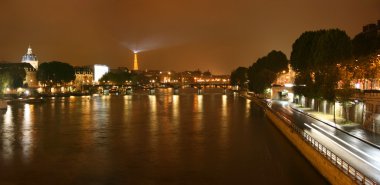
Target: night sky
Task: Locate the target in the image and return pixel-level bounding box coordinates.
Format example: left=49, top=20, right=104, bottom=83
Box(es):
left=0, top=0, right=379, bottom=74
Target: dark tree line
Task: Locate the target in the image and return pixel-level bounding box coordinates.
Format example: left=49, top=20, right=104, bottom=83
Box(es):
left=290, top=29, right=352, bottom=102
left=352, top=27, right=380, bottom=58
left=0, top=65, right=26, bottom=93
left=248, top=50, right=288, bottom=93
left=99, top=71, right=133, bottom=85
left=1, top=61, right=76, bottom=94
left=37, top=61, right=76, bottom=86
left=99, top=70, right=156, bottom=86
left=230, top=67, right=247, bottom=88
left=230, top=50, right=288, bottom=93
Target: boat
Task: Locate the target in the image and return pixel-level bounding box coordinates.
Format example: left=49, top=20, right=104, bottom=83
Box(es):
left=7, top=97, right=46, bottom=105
left=24, top=97, right=46, bottom=104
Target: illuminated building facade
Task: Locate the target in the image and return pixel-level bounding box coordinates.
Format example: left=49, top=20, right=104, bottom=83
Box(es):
left=94, top=64, right=109, bottom=83
left=74, top=66, right=94, bottom=90
left=19, top=45, right=39, bottom=87
left=274, top=64, right=296, bottom=86
left=272, top=64, right=295, bottom=101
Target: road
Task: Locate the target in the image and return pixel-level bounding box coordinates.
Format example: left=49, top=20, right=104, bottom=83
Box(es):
left=269, top=100, right=380, bottom=183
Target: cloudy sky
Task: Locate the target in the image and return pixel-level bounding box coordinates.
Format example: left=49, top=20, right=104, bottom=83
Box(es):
left=0, top=0, right=379, bottom=74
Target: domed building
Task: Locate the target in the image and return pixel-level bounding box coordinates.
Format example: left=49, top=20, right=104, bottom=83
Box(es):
left=21, top=45, right=38, bottom=87
left=21, top=45, right=39, bottom=70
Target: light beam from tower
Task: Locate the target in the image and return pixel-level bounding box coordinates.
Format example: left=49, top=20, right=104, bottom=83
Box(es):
left=133, top=51, right=139, bottom=71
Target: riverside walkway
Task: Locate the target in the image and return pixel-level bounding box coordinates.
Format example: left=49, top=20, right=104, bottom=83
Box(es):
left=290, top=104, right=380, bottom=149
left=244, top=94, right=380, bottom=184
left=270, top=100, right=380, bottom=184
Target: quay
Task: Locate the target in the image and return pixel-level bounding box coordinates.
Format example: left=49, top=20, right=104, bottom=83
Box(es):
left=243, top=93, right=379, bottom=185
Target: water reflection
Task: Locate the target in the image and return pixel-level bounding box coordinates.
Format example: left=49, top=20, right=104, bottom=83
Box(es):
left=92, top=96, right=110, bottom=148
left=220, top=95, right=228, bottom=148
left=22, top=104, right=33, bottom=162
left=149, top=95, right=158, bottom=125
left=149, top=95, right=158, bottom=154
left=2, top=107, right=14, bottom=162
left=193, top=95, right=204, bottom=133
left=222, top=95, right=227, bottom=117
left=80, top=96, right=93, bottom=149
left=197, top=95, right=203, bottom=112
left=191, top=94, right=204, bottom=161
left=246, top=99, right=251, bottom=117
left=0, top=92, right=327, bottom=185
left=172, top=95, right=179, bottom=128
left=123, top=95, right=133, bottom=117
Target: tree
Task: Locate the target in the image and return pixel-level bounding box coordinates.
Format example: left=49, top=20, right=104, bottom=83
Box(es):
left=248, top=66, right=276, bottom=94
left=247, top=50, right=288, bottom=94
left=290, top=30, right=326, bottom=73
left=290, top=29, right=351, bottom=96
left=352, top=30, right=380, bottom=58
left=130, top=72, right=149, bottom=85
left=37, top=61, right=75, bottom=86
left=0, top=65, right=26, bottom=92
left=99, top=71, right=132, bottom=85
left=290, top=29, right=352, bottom=122
left=265, top=50, right=289, bottom=73
left=203, top=70, right=212, bottom=77
left=313, top=29, right=352, bottom=67
left=230, top=67, right=247, bottom=88
left=336, top=63, right=357, bottom=122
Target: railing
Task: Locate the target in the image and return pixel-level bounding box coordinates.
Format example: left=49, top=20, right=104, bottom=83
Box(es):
left=261, top=100, right=377, bottom=185
left=300, top=126, right=376, bottom=185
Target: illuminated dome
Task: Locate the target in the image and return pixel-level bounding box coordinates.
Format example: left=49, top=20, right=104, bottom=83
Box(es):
left=21, top=45, right=39, bottom=69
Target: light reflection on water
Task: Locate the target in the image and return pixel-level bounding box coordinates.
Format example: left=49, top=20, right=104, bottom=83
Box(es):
left=148, top=95, right=158, bottom=157
left=22, top=104, right=33, bottom=163
left=172, top=95, right=179, bottom=128
left=220, top=95, right=228, bottom=149
left=80, top=96, right=92, bottom=150
left=193, top=95, right=203, bottom=133
left=2, top=106, right=14, bottom=162
left=246, top=98, right=251, bottom=117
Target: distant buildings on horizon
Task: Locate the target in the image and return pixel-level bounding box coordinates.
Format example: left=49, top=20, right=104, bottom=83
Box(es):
left=362, top=20, right=380, bottom=34
left=0, top=45, right=230, bottom=93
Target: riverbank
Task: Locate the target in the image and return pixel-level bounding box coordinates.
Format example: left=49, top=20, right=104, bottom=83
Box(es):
left=242, top=93, right=374, bottom=185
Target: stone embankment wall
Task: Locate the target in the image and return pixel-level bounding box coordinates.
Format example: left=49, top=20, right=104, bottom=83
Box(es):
left=250, top=97, right=356, bottom=185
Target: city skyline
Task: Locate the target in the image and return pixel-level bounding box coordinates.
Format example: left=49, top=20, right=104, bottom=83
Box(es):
left=0, top=0, right=379, bottom=74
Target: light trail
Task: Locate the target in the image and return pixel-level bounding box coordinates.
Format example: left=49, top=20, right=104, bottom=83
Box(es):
left=310, top=123, right=380, bottom=163
left=304, top=123, right=380, bottom=172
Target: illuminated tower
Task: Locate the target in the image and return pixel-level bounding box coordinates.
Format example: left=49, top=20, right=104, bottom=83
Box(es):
left=21, top=45, right=38, bottom=87
left=22, top=45, right=39, bottom=70
left=133, top=52, right=139, bottom=71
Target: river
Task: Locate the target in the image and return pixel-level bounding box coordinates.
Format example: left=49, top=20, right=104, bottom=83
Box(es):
left=0, top=88, right=328, bottom=184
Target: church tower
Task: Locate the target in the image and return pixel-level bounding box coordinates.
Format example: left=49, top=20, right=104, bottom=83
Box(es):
left=133, top=52, right=139, bottom=71
left=21, top=45, right=39, bottom=70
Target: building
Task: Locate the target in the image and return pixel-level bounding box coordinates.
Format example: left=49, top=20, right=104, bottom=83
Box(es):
left=362, top=20, right=380, bottom=35
left=274, top=65, right=296, bottom=86
left=19, top=45, right=39, bottom=87
left=272, top=64, right=296, bottom=101
left=93, top=64, right=109, bottom=83
left=21, top=45, right=39, bottom=70
left=74, top=66, right=94, bottom=90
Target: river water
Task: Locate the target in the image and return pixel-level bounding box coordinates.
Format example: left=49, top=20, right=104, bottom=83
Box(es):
left=0, top=89, right=327, bottom=184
